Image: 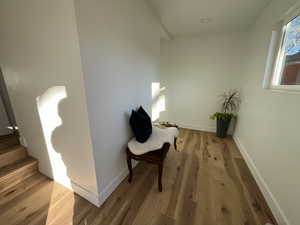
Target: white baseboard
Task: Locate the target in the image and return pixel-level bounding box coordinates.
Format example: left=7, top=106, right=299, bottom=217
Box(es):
left=98, top=161, right=138, bottom=207
left=38, top=168, right=101, bottom=207
left=177, top=123, right=215, bottom=133
left=38, top=157, right=137, bottom=208
left=233, top=135, right=290, bottom=225
left=71, top=181, right=101, bottom=207
left=98, top=168, right=128, bottom=206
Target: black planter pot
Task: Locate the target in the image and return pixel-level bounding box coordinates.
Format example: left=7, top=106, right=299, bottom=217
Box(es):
left=216, top=118, right=231, bottom=138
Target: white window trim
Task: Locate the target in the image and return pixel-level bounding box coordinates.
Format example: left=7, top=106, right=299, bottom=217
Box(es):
left=264, top=3, right=300, bottom=92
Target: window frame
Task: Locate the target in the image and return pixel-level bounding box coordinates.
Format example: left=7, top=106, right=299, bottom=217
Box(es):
left=268, top=6, right=300, bottom=92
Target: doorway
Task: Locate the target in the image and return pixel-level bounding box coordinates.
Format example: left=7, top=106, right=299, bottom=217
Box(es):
left=0, top=68, right=18, bottom=136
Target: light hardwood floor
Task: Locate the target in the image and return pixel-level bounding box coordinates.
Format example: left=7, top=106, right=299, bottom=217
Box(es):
left=0, top=129, right=277, bottom=225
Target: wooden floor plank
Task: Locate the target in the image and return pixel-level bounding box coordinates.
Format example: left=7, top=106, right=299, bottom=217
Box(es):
left=236, top=158, right=278, bottom=225
left=0, top=129, right=277, bottom=225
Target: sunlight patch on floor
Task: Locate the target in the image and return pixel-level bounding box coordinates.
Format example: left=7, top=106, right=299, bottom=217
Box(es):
left=45, top=183, right=75, bottom=225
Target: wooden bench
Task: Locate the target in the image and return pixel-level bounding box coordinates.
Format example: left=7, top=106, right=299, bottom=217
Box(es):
left=126, top=137, right=177, bottom=192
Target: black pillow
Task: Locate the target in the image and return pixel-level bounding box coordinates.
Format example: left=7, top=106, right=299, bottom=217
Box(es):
left=137, top=106, right=152, bottom=139
left=129, top=107, right=152, bottom=143
left=137, top=106, right=151, bottom=124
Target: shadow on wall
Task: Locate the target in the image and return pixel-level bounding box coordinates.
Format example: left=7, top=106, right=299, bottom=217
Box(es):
left=31, top=82, right=167, bottom=224
left=36, top=86, right=71, bottom=188
left=36, top=86, right=92, bottom=224
left=151, top=82, right=166, bottom=121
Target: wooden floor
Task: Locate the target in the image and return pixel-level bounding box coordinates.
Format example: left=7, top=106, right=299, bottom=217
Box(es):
left=0, top=129, right=277, bottom=225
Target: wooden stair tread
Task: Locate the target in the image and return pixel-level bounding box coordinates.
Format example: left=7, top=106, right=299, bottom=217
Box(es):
left=0, top=134, right=19, bottom=142
left=0, top=177, right=74, bottom=225
left=0, top=134, right=40, bottom=200
left=0, top=145, right=25, bottom=155
left=0, top=145, right=28, bottom=169
left=0, top=173, right=48, bottom=207
left=0, top=135, right=20, bottom=150
left=0, top=157, right=37, bottom=180
left=0, top=134, right=17, bottom=140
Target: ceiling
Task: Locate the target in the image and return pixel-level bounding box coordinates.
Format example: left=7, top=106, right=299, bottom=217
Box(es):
left=149, top=0, right=273, bottom=37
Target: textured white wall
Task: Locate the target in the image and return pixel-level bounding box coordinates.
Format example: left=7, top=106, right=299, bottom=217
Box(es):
left=159, top=33, right=247, bottom=131
left=74, top=0, right=161, bottom=202
left=235, top=0, right=300, bottom=225
left=0, top=0, right=98, bottom=202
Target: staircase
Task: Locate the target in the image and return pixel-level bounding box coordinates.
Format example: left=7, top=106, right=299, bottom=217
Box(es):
left=0, top=134, right=38, bottom=194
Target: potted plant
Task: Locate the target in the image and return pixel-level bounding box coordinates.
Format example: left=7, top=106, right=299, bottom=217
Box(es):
left=210, top=90, right=241, bottom=138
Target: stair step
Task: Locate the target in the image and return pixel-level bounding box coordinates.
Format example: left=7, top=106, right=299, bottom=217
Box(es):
left=0, top=157, right=38, bottom=193
left=0, top=135, right=20, bottom=150
left=0, top=178, right=70, bottom=225
left=0, top=145, right=28, bottom=168
left=0, top=173, right=48, bottom=207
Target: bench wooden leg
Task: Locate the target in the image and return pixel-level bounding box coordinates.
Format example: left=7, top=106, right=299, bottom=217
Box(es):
left=174, top=137, right=177, bottom=150
left=127, top=151, right=133, bottom=183
left=158, top=163, right=163, bottom=192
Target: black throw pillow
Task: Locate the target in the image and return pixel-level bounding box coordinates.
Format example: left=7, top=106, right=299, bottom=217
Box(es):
left=137, top=106, right=151, bottom=124
left=137, top=106, right=152, bottom=138
left=129, top=107, right=152, bottom=143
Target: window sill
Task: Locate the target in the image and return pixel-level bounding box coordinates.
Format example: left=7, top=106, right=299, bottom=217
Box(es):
left=269, top=85, right=300, bottom=94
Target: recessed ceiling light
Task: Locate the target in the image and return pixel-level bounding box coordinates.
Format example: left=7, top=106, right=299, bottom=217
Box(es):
left=199, top=18, right=212, bottom=24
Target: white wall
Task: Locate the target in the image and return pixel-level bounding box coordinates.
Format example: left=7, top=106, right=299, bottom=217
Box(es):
left=74, top=0, right=161, bottom=203
left=0, top=0, right=98, bottom=204
left=0, top=98, right=10, bottom=135
left=159, top=34, right=246, bottom=131
left=235, top=1, right=300, bottom=225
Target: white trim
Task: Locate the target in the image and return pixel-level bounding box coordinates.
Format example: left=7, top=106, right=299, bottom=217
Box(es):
left=270, top=84, right=300, bottom=92
left=38, top=168, right=101, bottom=207
left=233, top=135, right=291, bottom=225
left=272, top=24, right=287, bottom=86
left=71, top=181, right=101, bottom=207
left=263, top=30, right=280, bottom=89
left=177, top=123, right=215, bottom=133
left=98, top=161, right=138, bottom=207
left=270, top=88, right=300, bottom=95
left=264, top=2, right=300, bottom=91
left=98, top=168, right=128, bottom=206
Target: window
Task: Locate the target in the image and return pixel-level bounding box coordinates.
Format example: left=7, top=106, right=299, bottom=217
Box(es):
left=264, top=6, right=300, bottom=91
left=274, top=16, right=300, bottom=86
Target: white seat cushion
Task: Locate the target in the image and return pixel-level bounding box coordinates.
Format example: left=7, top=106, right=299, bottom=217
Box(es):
left=128, top=126, right=179, bottom=155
